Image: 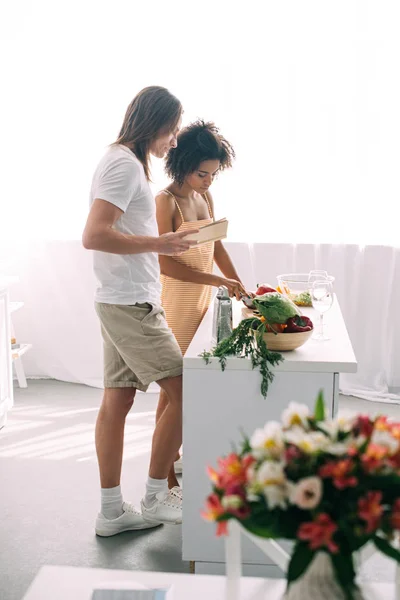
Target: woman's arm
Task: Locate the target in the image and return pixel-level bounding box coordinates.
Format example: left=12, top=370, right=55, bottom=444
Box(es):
left=214, top=240, right=243, bottom=283
left=156, top=192, right=222, bottom=286
left=205, top=191, right=250, bottom=298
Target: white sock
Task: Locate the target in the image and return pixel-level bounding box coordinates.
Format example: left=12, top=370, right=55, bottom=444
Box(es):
left=143, top=477, right=168, bottom=508
left=101, top=485, right=124, bottom=519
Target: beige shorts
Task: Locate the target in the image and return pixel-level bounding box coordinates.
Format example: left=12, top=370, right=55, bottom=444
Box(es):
left=95, top=302, right=183, bottom=392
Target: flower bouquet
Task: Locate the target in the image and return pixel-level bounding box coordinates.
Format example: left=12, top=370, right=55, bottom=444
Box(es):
left=203, top=393, right=400, bottom=599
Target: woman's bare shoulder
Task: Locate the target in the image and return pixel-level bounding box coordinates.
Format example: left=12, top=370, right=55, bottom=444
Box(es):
left=155, top=189, right=176, bottom=208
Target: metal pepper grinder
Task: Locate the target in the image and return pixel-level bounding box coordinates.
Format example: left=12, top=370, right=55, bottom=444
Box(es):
left=212, top=286, right=233, bottom=346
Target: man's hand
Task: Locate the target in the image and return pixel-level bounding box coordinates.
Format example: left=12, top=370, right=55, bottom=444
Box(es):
left=155, top=230, right=199, bottom=256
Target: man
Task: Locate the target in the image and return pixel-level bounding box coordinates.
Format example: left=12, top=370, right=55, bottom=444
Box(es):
left=82, top=86, right=197, bottom=536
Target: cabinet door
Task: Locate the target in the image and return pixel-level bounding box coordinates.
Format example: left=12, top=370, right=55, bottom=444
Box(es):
left=0, top=289, right=13, bottom=429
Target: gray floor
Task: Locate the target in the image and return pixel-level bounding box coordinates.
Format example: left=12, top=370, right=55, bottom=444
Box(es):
left=0, top=381, right=398, bottom=600
left=0, top=381, right=187, bottom=600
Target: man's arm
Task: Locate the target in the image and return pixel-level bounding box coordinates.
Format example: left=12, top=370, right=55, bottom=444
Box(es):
left=82, top=198, right=197, bottom=256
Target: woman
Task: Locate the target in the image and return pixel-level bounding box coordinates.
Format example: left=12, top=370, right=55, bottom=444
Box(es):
left=155, top=120, right=250, bottom=489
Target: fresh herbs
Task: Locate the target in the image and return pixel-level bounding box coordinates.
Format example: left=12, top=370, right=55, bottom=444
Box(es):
left=200, top=317, right=284, bottom=398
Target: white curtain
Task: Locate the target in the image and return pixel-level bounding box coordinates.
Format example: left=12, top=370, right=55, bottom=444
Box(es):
left=2, top=240, right=399, bottom=404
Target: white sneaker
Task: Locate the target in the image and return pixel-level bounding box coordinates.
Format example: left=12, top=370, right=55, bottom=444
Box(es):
left=174, top=456, right=183, bottom=474
left=141, top=487, right=182, bottom=525
left=95, top=502, right=162, bottom=537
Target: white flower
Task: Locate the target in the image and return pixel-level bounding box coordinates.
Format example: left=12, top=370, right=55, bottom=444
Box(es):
left=288, top=476, right=323, bottom=510
left=284, top=427, right=329, bottom=454
left=325, top=442, right=350, bottom=456
left=336, top=410, right=356, bottom=433
left=282, top=403, right=310, bottom=429
left=318, top=419, right=339, bottom=438
left=221, top=495, right=244, bottom=510
left=250, top=421, right=284, bottom=459
left=371, top=429, right=399, bottom=455
left=256, top=461, right=287, bottom=509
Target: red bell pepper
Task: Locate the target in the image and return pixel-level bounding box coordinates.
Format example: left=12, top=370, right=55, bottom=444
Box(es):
left=255, top=284, right=277, bottom=295
left=285, top=315, right=313, bottom=333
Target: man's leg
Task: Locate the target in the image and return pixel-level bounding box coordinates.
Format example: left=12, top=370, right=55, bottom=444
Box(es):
left=94, top=386, right=160, bottom=536
left=155, top=388, right=180, bottom=489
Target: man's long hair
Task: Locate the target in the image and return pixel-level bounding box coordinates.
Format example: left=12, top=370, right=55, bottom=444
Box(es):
left=115, top=86, right=182, bottom=180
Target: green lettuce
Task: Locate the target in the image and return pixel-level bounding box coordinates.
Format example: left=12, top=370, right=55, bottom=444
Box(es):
left=253, top=292, right=300, bottom=324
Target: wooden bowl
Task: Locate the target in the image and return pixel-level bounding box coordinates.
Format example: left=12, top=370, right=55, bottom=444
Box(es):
left=256, top=328, right=313, bottom=351
left=241, top=306, right=313, bottom=351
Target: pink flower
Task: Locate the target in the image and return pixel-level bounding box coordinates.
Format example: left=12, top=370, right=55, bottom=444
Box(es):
left=216, top=521, right=228, bottom=536
left=358, top=491, right=383, bottom=534
left=298, top=513, right=339, bottom=553
left=285, top=444, right=303, bottom=463
left=319, top=458, right=358, bottom=490
left=289, top=477, right=323, bottom=510
left=353, top=415, right=374, bottom=438
left=389, top=499, right=400, bottom=531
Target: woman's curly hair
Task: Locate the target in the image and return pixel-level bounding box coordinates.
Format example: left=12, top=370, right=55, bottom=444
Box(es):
left=165, top=120, right=235, bottom=186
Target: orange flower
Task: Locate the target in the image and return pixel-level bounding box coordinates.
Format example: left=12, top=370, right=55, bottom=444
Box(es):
left=361, top=444, right=389, bottom=473
left=390, top=423, right=400, bottom=441
left=390, top=499, right=400, bottom=530
left=207, top=466, right=220, bottom=485
left=207, top=453, right=255, bottom=491
left=319, top=458, right=358, bottom=490
left=375, top=416, right=390, bottom=432
left=298, top=513, right=339, bottom=553
left=202, top=493, right=225, bottom=523
left=358, top=491, right=383, bottom=534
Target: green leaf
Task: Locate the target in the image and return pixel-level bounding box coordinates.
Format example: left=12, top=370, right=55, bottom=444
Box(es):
left=373, top=535, right=400, bottom=562
left=331, top=553, right=357, bottom=600
left=286, top=542, right=315, bottom=584
left=241, top=522, right=275, bottom=538
left=314, top=390, right=326, bottom=422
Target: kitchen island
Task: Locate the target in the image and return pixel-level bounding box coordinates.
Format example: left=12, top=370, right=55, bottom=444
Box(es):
left=182, top=295, right=357, bottom=576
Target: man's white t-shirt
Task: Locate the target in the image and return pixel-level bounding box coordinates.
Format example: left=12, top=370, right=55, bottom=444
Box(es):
left=89, top=144, right=162, bottom=305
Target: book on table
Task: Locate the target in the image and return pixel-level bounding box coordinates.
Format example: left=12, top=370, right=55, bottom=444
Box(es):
left=184, top=218, right=228, bottom=245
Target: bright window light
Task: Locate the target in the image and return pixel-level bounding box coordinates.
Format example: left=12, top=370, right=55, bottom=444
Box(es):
left=1, top=1, right=399, bottom=245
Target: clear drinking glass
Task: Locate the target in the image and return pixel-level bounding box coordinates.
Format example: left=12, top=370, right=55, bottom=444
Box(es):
left=310, top=279, right=334, bottom=341
left=308, top=270, right=328, bottom=287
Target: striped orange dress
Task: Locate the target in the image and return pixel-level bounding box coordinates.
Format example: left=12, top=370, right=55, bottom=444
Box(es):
left=160, top=191, right=215, bottom=355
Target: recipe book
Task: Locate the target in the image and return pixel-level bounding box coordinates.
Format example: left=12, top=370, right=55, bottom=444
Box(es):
left=184, top=217, right=228, bottom=245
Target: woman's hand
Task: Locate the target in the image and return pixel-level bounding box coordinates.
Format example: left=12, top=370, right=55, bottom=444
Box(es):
left=218, top=277, right=249, bottom=301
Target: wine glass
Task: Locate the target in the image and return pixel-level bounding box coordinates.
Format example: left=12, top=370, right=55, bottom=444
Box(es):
left=308, top=270, right=328, bottom=287
left=310, top=279, right=334, bottom=341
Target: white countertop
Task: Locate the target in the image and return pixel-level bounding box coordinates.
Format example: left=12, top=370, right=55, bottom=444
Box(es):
left=184, top=295, right=357, bottom=374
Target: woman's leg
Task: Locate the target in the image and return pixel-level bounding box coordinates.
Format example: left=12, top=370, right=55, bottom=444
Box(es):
left=155, top=387, right=180, bottom=489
